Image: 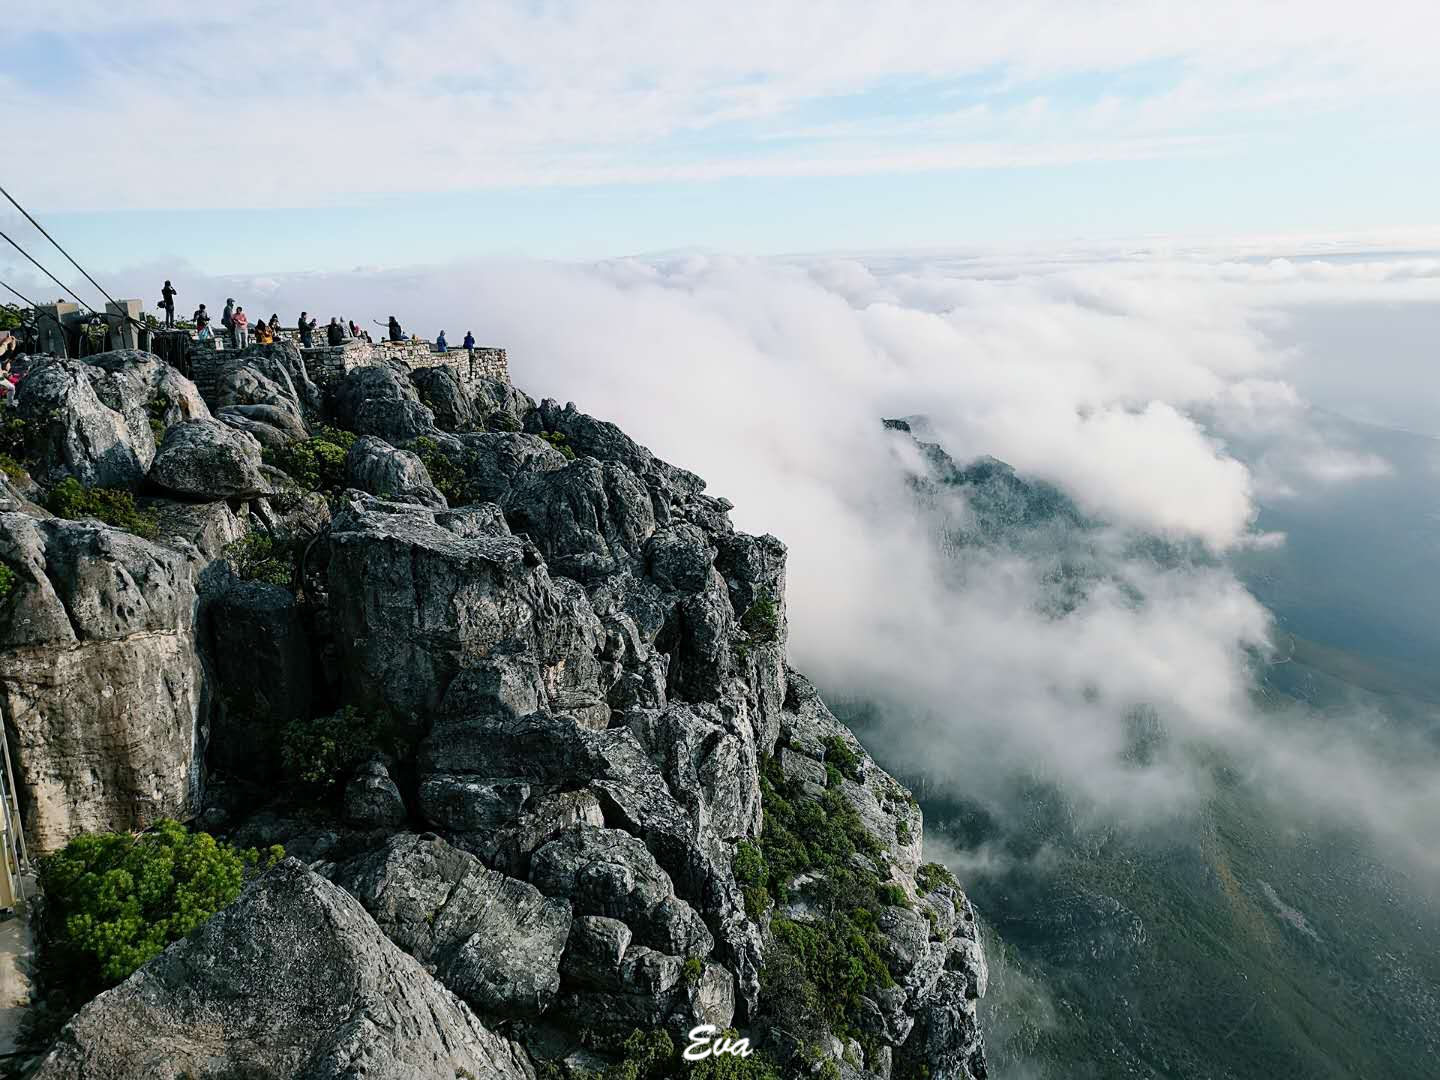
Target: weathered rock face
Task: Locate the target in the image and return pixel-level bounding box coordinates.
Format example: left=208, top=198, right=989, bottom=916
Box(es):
left=332, top=364, right=438, bottom=443
left=32, top=859, right=536, bottom=1080
left=0, top=513, right=203, bottom=852
left=16, top=351, right=211, bottom=491
left=200, top=576, right=313, bottom=783
left=206, top=341, right=321, bottom=447
left=410, top=363, right=484, bottom=432
left=17, top=359, right=150, bottom=489
left=343, top=761, right=408, bottom=829
left=335, top=832, right=572, bottom=1019
left=149, top=418, right=273, bottom=500
left=325, top=494, right=609, bottom=728
left=5, top=359, right=986, bottom=1080
left=345, top=434, right=447, bottom=509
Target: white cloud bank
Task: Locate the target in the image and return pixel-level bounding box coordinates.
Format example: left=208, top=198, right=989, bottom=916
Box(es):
left=47, top=242, right=1440, bottom=877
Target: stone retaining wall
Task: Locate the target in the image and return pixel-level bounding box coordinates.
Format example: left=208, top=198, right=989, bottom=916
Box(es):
left=185, top=336, right=508, bottom=402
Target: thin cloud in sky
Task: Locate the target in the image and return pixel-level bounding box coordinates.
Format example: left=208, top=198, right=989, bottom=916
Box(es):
left=4, top=1, right=1438, bottom=210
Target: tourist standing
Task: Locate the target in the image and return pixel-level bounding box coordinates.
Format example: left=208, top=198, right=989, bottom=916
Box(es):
left=268, top=313, right=281, bottom=335
left=161, top=280, right=177, bottom=327
left=463, top=330, right=476, bottom=377
left=387, top=316, right=403, bottom=342
left=435, top=330, right=447, bottom=352
left=193, top=304, right=210, bottom=332
left=231, top=306, right=249, bottom=349
left=298, top=312, right=317, bottom=347
left=327, top=317, right=344, bottom=346
left=222, top=298, right=235, bottom=341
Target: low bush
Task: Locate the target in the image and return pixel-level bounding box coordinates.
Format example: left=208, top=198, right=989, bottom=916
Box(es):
left=915, top=861, right=958, bottom=895
left=222, top=532, right=293, bottom=588
left=538, top=430, right=577, bottom=460
left=0, top=562, right=15, bottom=603
left=280, top=706, right=408, bottom=793
left=821, top=735, right=861, bottom=782
left=46, top=478, right=159, bottom=539
left=754, top=754, right=901, bottom=1048
left=739, top=594, right=780, bottom=643
left=410, top=436, right=468, bottom=504
left=263, top=427, right=356, bottom=498
left=39, top=820, right=283, bottom=1000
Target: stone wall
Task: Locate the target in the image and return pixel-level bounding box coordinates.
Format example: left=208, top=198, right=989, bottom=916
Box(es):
left=186, top=335, right=507, bottom=399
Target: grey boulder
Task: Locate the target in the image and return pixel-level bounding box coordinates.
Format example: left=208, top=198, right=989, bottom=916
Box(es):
left=32, top=859, right=536, bottom=1080
left=336, top=832, right=572, bottom=1018
left=345, top=434, right=447, bottom=509
left=149, top=418, right=271, bottom=500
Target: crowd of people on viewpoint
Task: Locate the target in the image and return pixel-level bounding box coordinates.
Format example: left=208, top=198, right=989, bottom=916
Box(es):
left=0, top=281, right=482, bottom=408
left=165, top=281, right=470, bottom=359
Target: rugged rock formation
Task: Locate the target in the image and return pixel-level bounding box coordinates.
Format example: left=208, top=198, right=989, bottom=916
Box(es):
left=32, top=858, right=536, bottom=1080
left=15, top=350, right=210, bottom=490
left=335, top=832, right=572, bottom=1018
left=0, top=349, right=988, bottom=1079
left=0, top=514, right=204, bottom=851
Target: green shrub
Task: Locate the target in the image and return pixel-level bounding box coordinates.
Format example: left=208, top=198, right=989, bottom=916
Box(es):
left=599, top=1028, right=674, bottom=1080
left=280, top=706, right=404, bottom=792
left=877, top=882, right=910, bottom=908
left=46, top=478, right=159, bottom=539
left=410, top=436, right=468, bottom=504
left=0, top=454, right=22, bottom=484
left=739, top=594, right=780, bottom=643
left=39, top=820, right=283, bottom=998
left=0, top=414, right=27, bottom=461
left=754, top=754, right=901, bottom=1046
left=487, top=410, right=521, bottom=433
left=821, top=735, right=861, bottom=782
left=0, top=562, right=15, bottom=603
left=222, top=532, right=293, bottom=588
left=538, top=430, right=577, bottom=460
left=896, top=819, right=913, bottom=846
left=688, top=1042, right=785, bottom=1079
left=916, top=861, right=958, bottom=894
left=733, top=841, right=767, bottom=888
left=0, top=303, right=22, bottom=331
left=770, top=912, right=894, bottom=1034
left=263, top=426, right=356, bottom=497
left=683, top=955, right=704, bottom=985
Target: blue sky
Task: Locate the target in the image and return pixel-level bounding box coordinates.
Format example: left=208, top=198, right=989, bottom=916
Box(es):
left=2, top=1, right=1437, bottom=276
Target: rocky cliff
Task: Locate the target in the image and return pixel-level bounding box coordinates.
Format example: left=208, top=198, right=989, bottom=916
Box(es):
left=0, top=344, right=986, bottom=1079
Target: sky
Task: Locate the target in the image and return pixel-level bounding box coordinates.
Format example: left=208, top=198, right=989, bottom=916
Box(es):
left=2, top=1, right=1439, bottom=273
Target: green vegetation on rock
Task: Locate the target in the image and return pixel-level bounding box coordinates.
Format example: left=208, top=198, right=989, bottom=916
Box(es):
left=821, top=734, right=861, bottom=781
left=410, top=435, right=468, bottom=504
left=263, top=426, right=356, bottom=498
left=281, top=706, right=409, bottom=793
left=739, top=594, right=780, bottom=643
left=0, top=562, right=15, bottom=603
left=539, top=430, right=577, bottom=460
left=222, top=532, right=293, bottom=588
left=752, top=754, right=900, bottom=1048
left=45, top=477, right=159, bottom=539
left=39, top=820, right=283, bottom=999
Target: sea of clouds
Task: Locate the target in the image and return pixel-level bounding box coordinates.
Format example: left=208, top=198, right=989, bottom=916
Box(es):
left=49, top=242, right=1440, bottom=881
